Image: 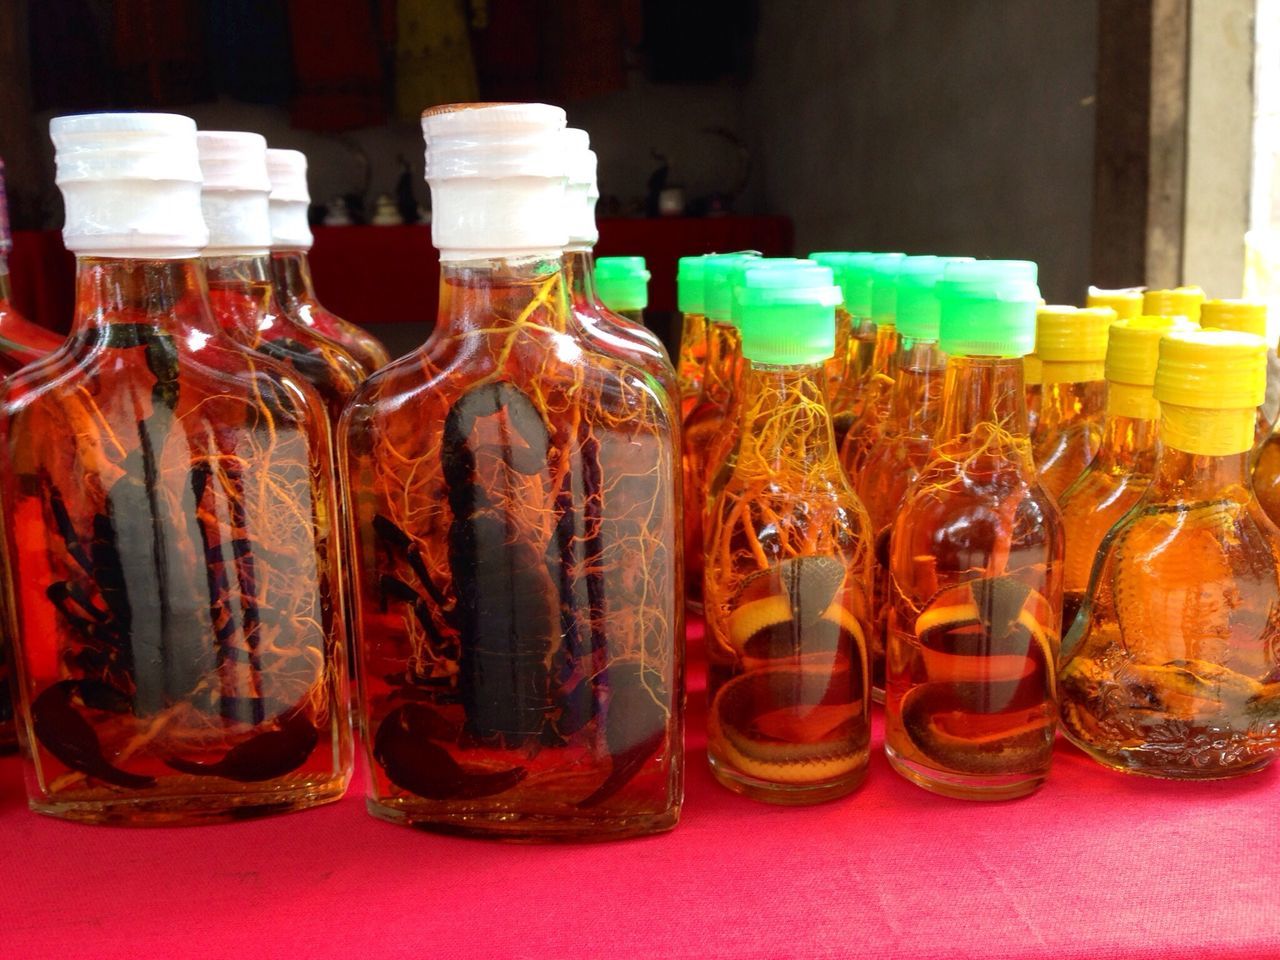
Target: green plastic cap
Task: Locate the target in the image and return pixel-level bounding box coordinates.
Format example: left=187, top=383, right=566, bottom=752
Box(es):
left=896, top=255, right=973, bottom=341
left=937, top=260, right=1041, bottom=357
left=729, top=257, right=808, bottom=327
left=595, top=256, right=649, bottom=312
left=870, top=253, right=908, bottom=324
left=736, top=261, right=842, bottom=365
left=677, top=255, right=706, bottom=314
left=703, top=251, right=761, bottom=322
left=839, top=251, right=902, bottom=317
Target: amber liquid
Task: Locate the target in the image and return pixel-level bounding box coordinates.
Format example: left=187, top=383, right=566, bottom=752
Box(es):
left=342, top=258, right=682, bottom=839
left=829, top=313, right=877, bottom=448
left=271, top=250, right=391, bottom=374
left=1251, top=430, right=1280, bottom=527
left=704, top=362, right=873, bottom=803
left=676, top=312, right=708, bottom=421
left=1032, top=377, right=1105, bottom=500
left=839, top=323, right=901, bottom=478
left=885, top=356, right=1063, bottom=800
left=0, top=259, right=352, bottom=823
left=1060, top=439, right=1280, bottom=778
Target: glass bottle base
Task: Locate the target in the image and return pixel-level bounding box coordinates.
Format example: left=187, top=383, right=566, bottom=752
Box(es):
left=885, top=743, right=1045, bottom=801
left=28, top=774, right=350, bottom=826
left=366, top=798, right=680, bottom=842
left=708, top=753, right=867, bottom=805
left=1060, top=728, right=1278, bottom=781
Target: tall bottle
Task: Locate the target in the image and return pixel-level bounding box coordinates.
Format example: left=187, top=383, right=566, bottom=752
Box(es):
left=1086, top=286, right=1143, bottom=321
left=704, top=261, right=873, bottom=803
left=682, top=251, right=756, bottom=613
left=1030, top=305, right=1113, bottom=499
left=266, top=149, right=391, bottom=375
left=1058, top=315, right=1194, bottom=634
left=0, top=113, right=351, bottom=823
left=1060, top=329, right=1280, bottom=778
left=854, top=256, right=961, bottom=700
left=341, top=104, right=682, bottom=839
left=675, top=256, right=708, bottom=420
left=594, top=256, right=650, bottom=327
left=885, top=260, right=1062, bottom=800
left=838, top=253, right=905, bottom=475
left=827, top=252, right=897, bottom=446
left=1200, top=299, right=1271, bottom=441
left=1143, top=286, right=1205, bottom=324
left=197, top=132, right=365, bottom=426
left=0, top=158, right=64, bottom=377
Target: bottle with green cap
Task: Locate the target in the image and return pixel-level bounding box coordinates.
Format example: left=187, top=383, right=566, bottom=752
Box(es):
left=676, top=255, right=708, bottom=417
left=594, top=256, right=650, bottom=325
left=1057, top=315, right=1196, bottom=635
left=1031, top=305, right=1115, bottom=500
left=853, top=255, right=968, bottom=700
left=682, top=251, right=759, bottom=613
left=703, top=260, right=874, bottom=803
left=808, top=251, right=863, bottom=402
left=825, top=252, right=904, bottom=441
left=1061, top=328, right=1280, bottom=780
left=1202, top=298, right=1271, bottom=440
left=885, top=259, right=1063, bottom=801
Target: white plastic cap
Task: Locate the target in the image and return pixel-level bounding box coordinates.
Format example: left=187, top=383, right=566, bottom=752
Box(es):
left=562, top=127, right=599, bottom=248
left=422, top=103, right=568, bottom=261
left=265, top=148, right=313, bottom=250
left=197, top=131, right=273, bottom=255
left=51, top=112, right=208, bottom=258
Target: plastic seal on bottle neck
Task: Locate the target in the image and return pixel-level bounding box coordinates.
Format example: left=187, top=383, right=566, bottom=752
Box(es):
left=1154, top=328, right=1264, bottom=458
left=51, top=112, right=209, bottom=258
left=422, top=102, right=569, bottom=261
left=736, top=260, right=841, bottom=365
left=198, top=131, right=273, bottom=255
left=562, top=127, right=599, bottom=248
left=265, top=148, right=313, bottom=251
left=937, top=259, right=1040, bottom=357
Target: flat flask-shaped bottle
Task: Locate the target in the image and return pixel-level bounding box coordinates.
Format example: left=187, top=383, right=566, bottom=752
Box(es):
left=885, top=260, right=1063, bottom=800
left=266, top=148, right=391, bottom=375
left=1, top=113, right=351, bottom=823
left=675, top=256, right=708, bottom=419
left=704, top=262, right=873, bottom=803
left=1060, top=329, right=1280, bottom=778
left=342, top=104, right=682, bottom=840
left=1030, top=305, right=1113, bottom=500
left=1058, top=315, right=1192, bottom=634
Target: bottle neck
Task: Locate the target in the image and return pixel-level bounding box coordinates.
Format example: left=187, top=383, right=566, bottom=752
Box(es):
left=271, top=249, right=317, bottom=307
left=700, top=320, right=743, bottom=405
left=938, top=355, right=1031, bottom=444
left=1037, top=370, right=1106, bottom=434
left=435, top=255, right=568, bottom=342
left=1150, top=440, right=1252, bottom=502
left=71, top=257, right=215, bottom=340
left=736, top=361, right=841, bottom=476
left=203, top=253, right=278, bottom=343
left=890, top=337, right=947, bottom=436
left=564, top=247, right=599, bottom=306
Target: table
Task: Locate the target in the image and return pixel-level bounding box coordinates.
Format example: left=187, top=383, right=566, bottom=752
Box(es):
left=2, top=622, right=1277, bottom=959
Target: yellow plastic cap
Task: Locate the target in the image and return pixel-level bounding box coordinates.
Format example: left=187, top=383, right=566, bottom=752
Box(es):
left=1105, top=315, right=1196, bottom=387
left=1086, top=286, right=1143, bottom=320
left=1143, top=286, right=1205, bottom=323
left=1200, top=299, right=1268, bottom=338
left=1154, top=328, right=1266, bottom=410
left=1035, top=305, right=1115, bottom=361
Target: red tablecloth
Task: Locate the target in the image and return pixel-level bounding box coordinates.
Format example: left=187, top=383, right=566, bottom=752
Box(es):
left=1, top=621, right=1277, bottom=960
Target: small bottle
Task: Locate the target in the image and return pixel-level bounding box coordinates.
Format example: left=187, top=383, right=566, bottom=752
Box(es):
left=1030, top=306, right=1114, bottom=500
left=808, top=251, right=860, bottom=403
left=827, top=252, right=901, bottom=446
left=594, top=256, right=650, bottom=327
left=0, top=157, right=63, bottom=376
left=1086, top=285, right=1143, bottom=321
left=1143, top=286, right=1205, bottom=324
left=676, top=256, right=708, bottom=419
left=704, top=260, right=873, bottom=803
left=197, top=132, right=365, bottom=426
left=682, top=251, right=756, bottom=613
left=1200, top=299, right=1271, bottom=441
left=1, top=113, right=352, bottom=823
left=854, top=256, right=962, bottom=700
left=342, top=103, right=682, bottom=839
left=885, top=260, right=1062, bottom=801
left=266, top=149, right=391, bottom=375
left=1058, top=315, right=1194, bottom=634
left=1060, top=329, right=1280, bottom=779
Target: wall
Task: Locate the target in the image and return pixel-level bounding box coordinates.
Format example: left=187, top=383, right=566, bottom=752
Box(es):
left=743, top=0, right=1099, bottom=304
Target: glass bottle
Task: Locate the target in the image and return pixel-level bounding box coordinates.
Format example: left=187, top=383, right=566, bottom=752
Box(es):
left=266, top=148, right=391, bottom=375
left=1086, top=286, right=1143, bottom=322
left=682, top=252, right=756, bottom=614
left=838, top=254, right=906, bottom=476
left=1023, top=353, right=1042, bottom=436
left=197, top=132, right=366, bottom=426
left=1030, top=306, right=1113, bottom=499
left=827, top=252, right=897, bottom=447
left=594, top=256, right=651, bottom=327
left=854, top=257, right=961, bottom=700
left=808, top=251, right=859, bottom=405
left=1143, top=286, right=1205, bottom=324
left=1058, top=316, right=1194, bottom=635
left=342, top=104, right=682, bottom=839
left=0, top=113, right=351, bottom=823
left=704, top=261, right=873, bottom=803
left=1060, top=329, right=1280, bottom=779
left=676, top=256, right=708, bottom=420
left=1200, top=299, right=1271, bottom=441
left=885, top=260, right=1063, bottom=800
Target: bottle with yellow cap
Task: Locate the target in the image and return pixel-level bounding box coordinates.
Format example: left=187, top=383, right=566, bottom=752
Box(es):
left=1143, top=286, right=1205, bottom=324
left=1031, top=305, right=1114, bottom=499
left=1057, top=315, right=1195, bottom=635
left=704, top=261, right=873, bottom=803
left=1086, top=286, right=1144, bottom=321
left=676, top=256, right=708, bottom=418
left=828, top=253, right=904, bottom=447
left=1024, top=352, right=1043, bottom=435
left=1201, top=298, right=1271, bottom=441
left=885, top=260, right=1063, bottom=800
left=1059, top=328, right=1280, bottom=779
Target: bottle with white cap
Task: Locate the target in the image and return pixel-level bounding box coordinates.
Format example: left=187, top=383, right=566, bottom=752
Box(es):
left=340, top=102, right=682, bottom=839
left=198, top=130, right=364, bottom=425
left=0, top=156, right=63, bottom=378
left=0, top=113, right=353, bottom=823
left=266, top=148, right=391, bottom=374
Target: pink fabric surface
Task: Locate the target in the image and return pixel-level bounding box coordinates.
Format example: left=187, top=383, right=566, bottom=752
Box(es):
left=1, top=620, right=1278, bottom=959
